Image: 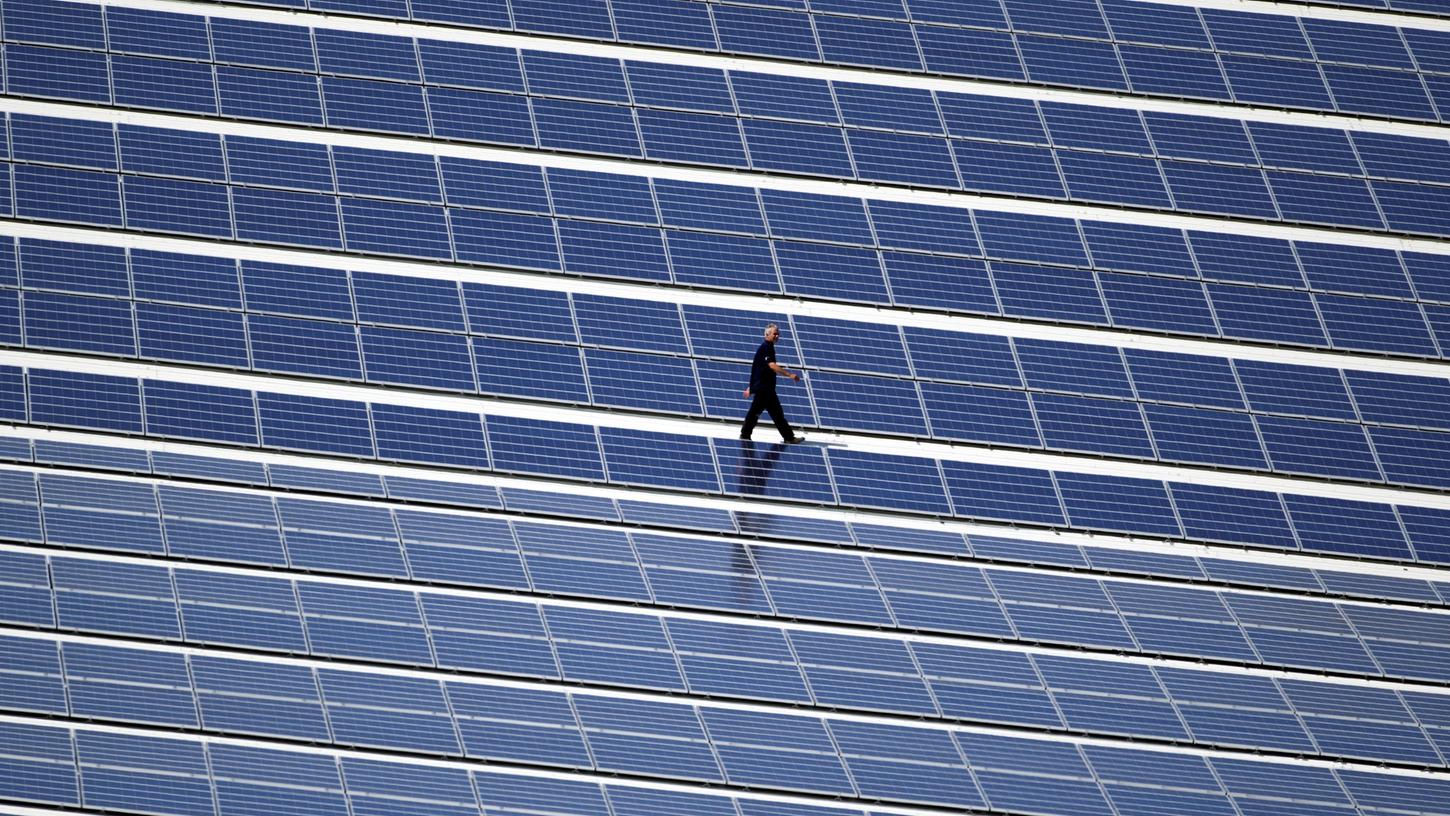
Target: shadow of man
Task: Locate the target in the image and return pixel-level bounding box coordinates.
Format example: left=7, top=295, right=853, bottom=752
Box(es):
left=731, top=439, right=785, bottom=605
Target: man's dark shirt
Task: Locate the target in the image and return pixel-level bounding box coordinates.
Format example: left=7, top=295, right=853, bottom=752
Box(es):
left=749, top=341, right=778, bottom=394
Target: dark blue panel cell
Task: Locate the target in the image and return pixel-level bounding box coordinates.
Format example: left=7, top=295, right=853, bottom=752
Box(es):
left=4, top=45, right=111, bottom=103
left=1161, top=161, right=1278, bottom=218
left=713, top=5, right=819, bottom=59
left=53, top=558, right=179, bottom=639
left=754, top=546, right=893, bottom=624
left=1102, top=0, right=1210, bottom=47
left=849, top=130, right=959, bottom=187
left=882, top=252, right=996, bottom=313
left=333, top=148, right=441, bottom=203
left=1354, top=131, right=1450, bottom=186
left=613, top=0, right=719, bottom=48
left=828, top=448, right=950, bottom=514
left=323, top=77, right=430, bottom=134
left=210, top=17, right=317, bottom=71
left=0, top=241, right=14, bottom=289
left=257, top=392, right=374, bottom=457
left=1207, top=284, right=1327, bottom=345
left=1257, top=415, right=1382, bottom=481
left=248, top=315, right=361, bottom=379
left=868, top=200, right=978, bottom=256
left=241, top=261, right=350, bottom=321
left=1036, top=656, right=1187, bottom=739
left=1018, top=35, right=1129, bottom=90
left=729, top=71, right=836, bottom=123
left=232, top=187, right=342, bottom=249
left=1033, top=393, right=1154, bottom=458
left=474, top=337, right=587, bottom=402
left=1371, top=426, right=1450, bottom=489
left=832, top=721, right=984, bottom=808
left=1347, top=370, right=1450, bottom=428
left=1339, top=772, right=1450, bottom=816
left=1145, top=403, right=1268, bottom=469
left=11, top=114, right=116, bottom=169
left=14, top=164, right=122, bottom=226
left=534, top=97, right=642, bottom=157
left=1404, top=27, right=1450, bottom=73
left=834, top=83, right=942, bottom=134
left=574, top=294, right=685, bottom=353
left=22, top=292, right=135, bottom=356
left=1221, top=55, right=1333, bottom=109
left=792, top=632, right=938, bottom=716
left=654, top=179, right=764, bottom=234
left=1189, top=231, right=1303, bottom=287
left=742, top=119, right=854, bottom=177
left=123, top=176, right=233, bottom=238
left=558, top=221, right=670, bottom=281
left=975, top=211, right=1087, bottom=266
left=666, top=230, right=780, bottom=292
left=77, top=732, right=212, bottom=816
left=1323, top=64, right=1435, bottom=120
left=315, top=29, right=420, bottom=81
left=1016, top=338, right=1131, bottom=397
left=488, top=415, right=604, bottom=480
left=632, top=532, right=771, bottom=613
left=1249, top=121, right=1363, bottom=175
left=111, top=55, right=217, bottom=114
left=955, top=140, right=1065, bottom=197
left=1318, top=294, right=1437, bottom=356
left=1374, top=180, right=1450, bottom=237
left=666, top=618, right=808, bottom=701
left=225, top=137, right=333, bottom=192
left=905, top=329, right=1018, bottom=386
left=992, top=262, right=1108, bottom=324
left=28, top=369, right=142, bottom=432
left=1235, top=359, right=1354, bottom=420
left=1042, top=103, right=1150, bottom=154
left=1171, top=482, right=1297, bottom=549
left=1057, top=472, right=1181, bottom=536
left=449, top=683, right=590, bottom=767
left=353, top=272, right=464, bottom=332
left=816, top=15, right=922, bottom=70
left=427, top=87, right=536, bottom=146
left=1399, top=505, right=1450, bottom=565
left=417, top=39, right=521, bottom=92
left=1124, top=349, right=1242, bottom=409
left=397, top=509, right=524, bottom=589
left=684, top=305, right=800, bottom=362
left=118, top=125, right=225, bottom=181
left=1202, top=8, right=1312, bottom=58
left=917, top=26, right=1026, bottom=79
left=1099, top=273, right=1218, bottom=335
left=602, top=427, right=719, bottom=492
left=0, top=290, right=17, bottom=346
left=450, top=209, right=561, bottom=270
left=136, top=304, right=247, bottom=367
left=761, top=190, right=871, bottom=245
left=373, top=403, right=490, bottom=469
left=921, top=382, right=1040, bottom=446
left=320, top=671, right=460, bottom=754
left=1005, top=0, right=1107, bottom=36
left=440, top=159, right=546, bottom=213
left=1298, top=243, right=1411, bottom=298
left=776, top=242, right=888, bottom=302
left=210, top=744, right=348, bottom=816
left=463, top=283, right=574, bottom=342
left=474, top=775, right=609, bottom=816
left=18, top=239, right=126, bottom=296
left=716, top=439, right=836, bottom=504
left=1284, top=494, right=1411, bottom=559
left=64, top=643, right=196, bottom=727
left=548, top=168, right=656, bottom=223
left=4, top=0, right=105, bottom=47
left=810, top=371, right=925, bottom=435
left=942, top=461, right=1065, bottom=525
left=1267, top=171, right=1383, bottom=229
left=217, top=65, right=325, bottom=124
left=524, top=50, right=628, bottom=103
left=512, top=0, right=613, bottom=36
left=586, top=349, right=700, bottom=413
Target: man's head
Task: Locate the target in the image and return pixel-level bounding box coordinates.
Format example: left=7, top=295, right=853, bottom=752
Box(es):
left=763, top=323, right=780, bottom=344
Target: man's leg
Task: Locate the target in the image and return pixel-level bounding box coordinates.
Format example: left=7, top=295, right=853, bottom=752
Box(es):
left=763, top=393, right=796, bottom=441
left=741, top=393, right=767, bottom=439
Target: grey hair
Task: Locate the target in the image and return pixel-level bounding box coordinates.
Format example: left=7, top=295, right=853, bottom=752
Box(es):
left=764, top=323, right=779, bottom=334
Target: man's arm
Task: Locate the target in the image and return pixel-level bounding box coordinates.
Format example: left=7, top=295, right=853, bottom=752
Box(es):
left=769, top=361, right=801, bottom=382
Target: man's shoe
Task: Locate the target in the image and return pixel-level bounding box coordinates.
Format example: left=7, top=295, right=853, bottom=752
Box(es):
left=739, top=434, right=752, bottom=440
left=784, top=435, right=805, bottom=444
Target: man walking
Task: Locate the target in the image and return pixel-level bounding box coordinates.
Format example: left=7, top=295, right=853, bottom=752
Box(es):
left=741, top=323, right=804, bottom=443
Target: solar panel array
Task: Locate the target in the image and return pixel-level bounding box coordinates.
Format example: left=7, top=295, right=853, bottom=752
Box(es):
left=5, top=0, right=1450, bottom=814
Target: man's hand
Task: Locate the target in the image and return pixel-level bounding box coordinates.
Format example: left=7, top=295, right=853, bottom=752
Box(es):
left=743, top=388, right=751, bottom=398
left=790, top=373, right=801, bottom=382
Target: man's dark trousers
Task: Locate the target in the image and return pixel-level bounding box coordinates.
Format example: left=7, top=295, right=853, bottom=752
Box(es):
left=741, top=391, right=794, bottom=440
